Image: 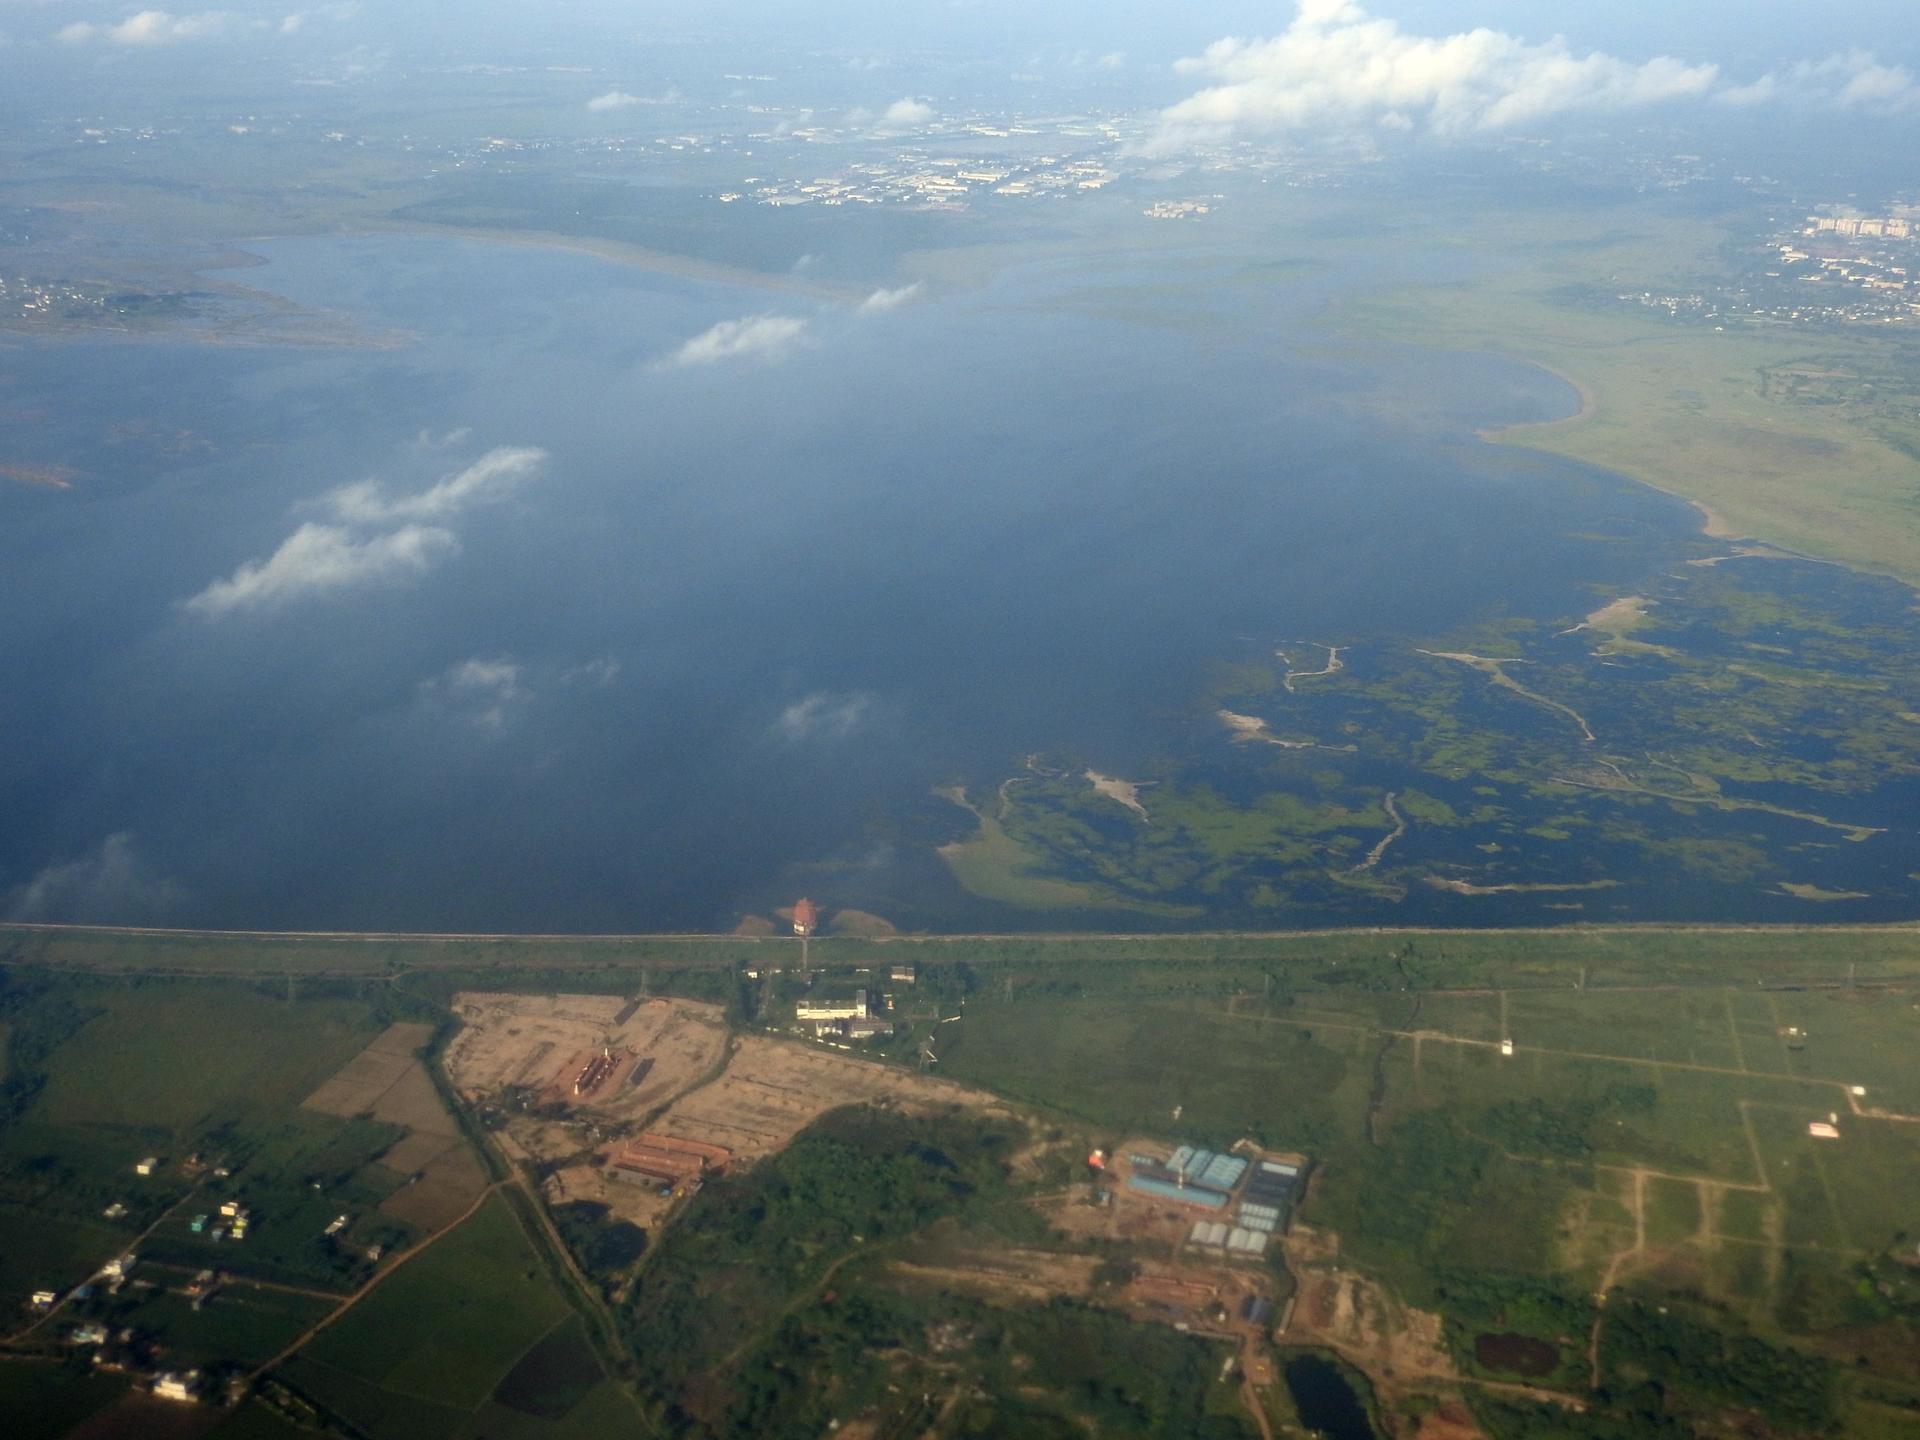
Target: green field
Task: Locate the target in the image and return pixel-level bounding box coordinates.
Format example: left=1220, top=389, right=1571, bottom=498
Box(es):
left=0, top=1363, right=130, bottom=1440
left=3, top=929, right=1918, bottom=1436
left=286, top=1195, right=625, bottom=1440
left=9, top=920, right=1920, bottom=984
left=933, top=965, right=1920, bottom=1432
left=0, top=981, right=420, bottom=1302
left=24, top=990, right=378, bottom=1135
left=1332, top=208, right=1920, bottom=587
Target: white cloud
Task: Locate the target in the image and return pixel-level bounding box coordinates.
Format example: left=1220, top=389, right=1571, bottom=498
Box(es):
left=587, top=89, right=640, bottom=112
left=6, top=833, right=187, bottom=924
left=411, top=426, right=472, bottom=450
left=423, top=656, right=527, bottom=730
left=774, top=692, right=874, bottom=743
left=859, top=282, right=923, bottom=313
left=1720, top=50, right=1920, bottom=114
left=279, top=11, right=303, bottom=33
left=561, top=655, right=621, bottom=688
left=1151, top=0, right=1718, bottom=148
left=656, top=313, right=808, bottom=370
left=184, top=440, right=541, bottom=619
left=877, top=97, right=934, bottom=129
left=325, top=445, right=545, bottom=524
left=57, top=9, right=232, bottom=46
left=183, top=522, right=455, bottom=617
left=445, top=657, right=520, bottom=695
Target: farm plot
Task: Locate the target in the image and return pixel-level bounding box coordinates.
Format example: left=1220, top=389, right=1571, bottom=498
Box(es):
left=285, top=1195, right=619, bottom=1440
left=303, top=1022, right=486, bottom=1234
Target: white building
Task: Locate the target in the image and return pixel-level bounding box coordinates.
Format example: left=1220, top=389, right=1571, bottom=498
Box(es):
left=153, top=1371, right=199, bottom=1402
left=797, top=989, right=869, bottom=1023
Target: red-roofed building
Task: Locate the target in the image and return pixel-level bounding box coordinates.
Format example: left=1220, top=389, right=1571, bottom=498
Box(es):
left=792, top=898, right=818, bottom=936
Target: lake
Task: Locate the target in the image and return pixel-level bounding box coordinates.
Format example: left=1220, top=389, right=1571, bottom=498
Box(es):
left=2, top=232, right=1912, bottom=930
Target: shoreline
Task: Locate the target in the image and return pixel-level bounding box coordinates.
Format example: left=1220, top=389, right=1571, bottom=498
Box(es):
left=6, top=918, right=1918, bottom=945
left=1473, top=355, right=1597, bottom=441
left=1466, top=354, right=1756, bottom=555
left=1472, top=349, right=1917, bottom=585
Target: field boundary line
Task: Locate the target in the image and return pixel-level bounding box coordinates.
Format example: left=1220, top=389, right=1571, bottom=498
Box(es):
left=250, top=1179, right=506, bottom=1379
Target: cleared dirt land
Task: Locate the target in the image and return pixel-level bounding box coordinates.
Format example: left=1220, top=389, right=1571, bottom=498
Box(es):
left=442, top=994, right=1013, bottom=1235
left=650, top=1033, right=1001, bottom=1164
left=444, top=993, right=730, bottom=1111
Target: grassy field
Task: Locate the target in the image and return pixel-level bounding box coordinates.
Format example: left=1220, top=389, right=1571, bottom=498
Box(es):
left=935, top=969, right=1920, bottom=1432
left=0, top=983, right=411, bottom=1305
left=8, top=920, right=1920, bottom=986
left=107, top=1285, right=338, bottom=1369
left=1331, top=208, right=1920, bottom=586
left=24, top=990, right=378, bottom=1136
left=0, top=1363, right=130, bottom=1440
left=3, top=928, right=1917, bottom=1435
left=286, top=1194, right=624, bottom=1440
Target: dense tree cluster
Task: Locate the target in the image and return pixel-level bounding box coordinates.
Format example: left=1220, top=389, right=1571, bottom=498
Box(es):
left=1600, top=1299, right=1838, bottom=1432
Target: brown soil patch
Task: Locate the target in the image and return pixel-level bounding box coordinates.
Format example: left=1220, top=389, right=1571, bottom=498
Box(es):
left=648, top=1033, right=998, bottom=1167
left=444, top=995, right=733, bottom=1231
left=890, top=1250, right=1101, bottom=1306
left=444, top=994, right=729, bottom=1114
left=378, top=1142, right=488, bottom=1231
left=302, top=1022, right=434, bottom=1117
left=302, top=1023, right=485, bottom=1234
left=1416, top=1402, right=1489, bottom=1440
left=731, top=915, right=777, bottom=937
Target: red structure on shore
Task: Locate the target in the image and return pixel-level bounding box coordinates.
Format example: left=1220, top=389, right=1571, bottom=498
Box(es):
left=792, top=897, right=818, bottom=936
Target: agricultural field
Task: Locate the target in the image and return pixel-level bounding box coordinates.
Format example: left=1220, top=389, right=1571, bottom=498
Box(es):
left=0, top=980, right=406, bottom=1304
left=1, top=928, right=1917, bottom=1437
left=305, top=1022, right=489, bottom=1235
left=281, top=1194, right=631, bottom=1440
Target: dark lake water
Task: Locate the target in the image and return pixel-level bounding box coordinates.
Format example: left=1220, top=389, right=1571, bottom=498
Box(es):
left=1283, top=1351, right=1377, bottom=1440
left=0, top=233, right=1818, bottom=930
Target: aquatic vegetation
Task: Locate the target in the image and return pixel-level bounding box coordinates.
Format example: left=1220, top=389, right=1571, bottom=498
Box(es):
left=940, top=556, right=1920, bottom=925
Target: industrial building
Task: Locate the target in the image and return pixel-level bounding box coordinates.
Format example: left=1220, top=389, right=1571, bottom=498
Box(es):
left=605, top=1132, right=734, bottom=1189
left=572, top=1046, right=620, bottom=1097
left=1119, top=1143, right=1306, bottom=1259
left=796, top=989, right=869, bottom=1023
left=1122, top=1145, right=1249, bottom=1208
left=1187, top=1219, right=1271, bottom=1258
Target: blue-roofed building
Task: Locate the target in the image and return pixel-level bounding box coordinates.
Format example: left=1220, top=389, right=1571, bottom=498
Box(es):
left=1125, top=1172, right=1230, bottom=1209
left=1198, top=1153, right=1248, bottom=1191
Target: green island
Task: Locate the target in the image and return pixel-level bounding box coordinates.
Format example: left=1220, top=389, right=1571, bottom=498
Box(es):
left=1, top=921, right=1917, bottom=1438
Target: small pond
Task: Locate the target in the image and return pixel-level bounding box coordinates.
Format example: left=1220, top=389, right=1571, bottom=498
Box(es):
left=1283, top=1351, right=1377, bottom=1440
left=1474, top=1331, right=1561, bottom=1378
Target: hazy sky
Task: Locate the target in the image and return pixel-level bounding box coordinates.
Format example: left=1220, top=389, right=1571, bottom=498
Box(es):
left=8, top=0, right=1917, bottom=66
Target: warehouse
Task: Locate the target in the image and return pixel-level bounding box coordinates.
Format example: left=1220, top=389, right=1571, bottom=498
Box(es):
left=1130, top=1171, right=1231, bottom=1208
